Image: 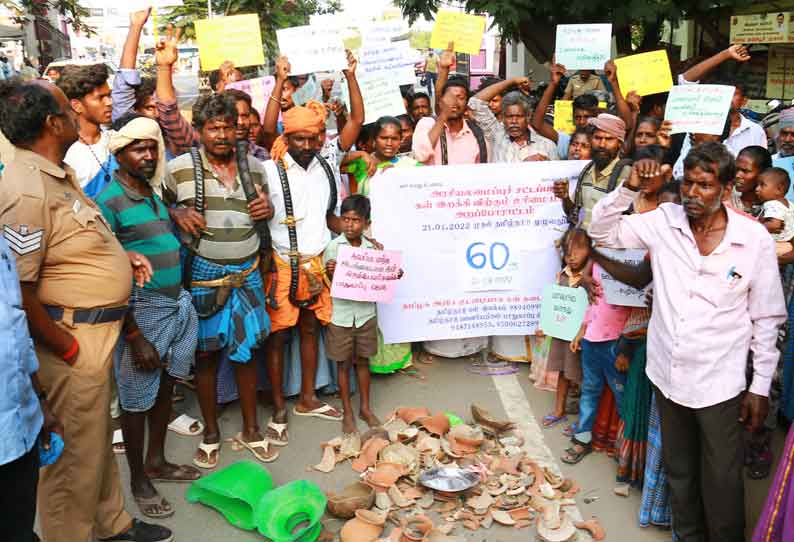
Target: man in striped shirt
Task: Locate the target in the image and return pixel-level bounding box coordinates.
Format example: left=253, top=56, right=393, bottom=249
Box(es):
left=96, top=113, right=201, bottom=518
left=163, top=93, right=278, bottom=467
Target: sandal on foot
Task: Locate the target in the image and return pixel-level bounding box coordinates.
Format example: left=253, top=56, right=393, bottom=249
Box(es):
left=542, top=414, right=568, bottom=428
left=561, top=442, right=592, bottom=465
left=235, top=433, right=279, bottom=463
left=193, top=441, right=221, bottom=469
left=562, top=422, right=578, bottom=438
left=168, top=413, right=204, bottom=437
left=265, top=418, right=289, bottom=446
left=293, top=403, right=343, bottom=421
left=134, top=494, right=174, bottom=519
left=112, top=429, right=125, bottom=454
left=146, top=463, right=201, bottom=483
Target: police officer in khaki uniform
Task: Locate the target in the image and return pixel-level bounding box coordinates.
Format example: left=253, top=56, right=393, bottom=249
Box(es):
left=0, top=81, right=173, bottom=542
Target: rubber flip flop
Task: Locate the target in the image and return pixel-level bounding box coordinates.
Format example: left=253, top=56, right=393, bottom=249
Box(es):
left=168, top=413, right=204, bottom=437
left=112, top=429, right=125, bottom=454
left=146, top=463, right=202, bottom=483
left=293, top=403, right=343, bottom=421
left=265, top=418, right=289, bottom=446
left=134, top=493, right=174, bottom=519
left=542, top=414, right=568, bottom=429
left=235, top=432, right=279, bottom=463
left=193, top=441, right=221, bottom=470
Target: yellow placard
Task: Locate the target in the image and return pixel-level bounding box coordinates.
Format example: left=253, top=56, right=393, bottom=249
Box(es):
left=194, top=14, right=265, bottom=71
left=554, top=100, right=575, bottom=134
left=614, top=50, right=673, bottom=97
left=429, top=10, right=486, bottom=55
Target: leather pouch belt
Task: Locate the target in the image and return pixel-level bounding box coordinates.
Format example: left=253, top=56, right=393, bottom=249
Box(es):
left=44, top=305, right=129, bottom=324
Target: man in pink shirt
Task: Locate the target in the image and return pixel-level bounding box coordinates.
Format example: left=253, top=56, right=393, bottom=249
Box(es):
left=588, top=142, right=786, bottom=542
left=411, top=79, right=486, bottom=166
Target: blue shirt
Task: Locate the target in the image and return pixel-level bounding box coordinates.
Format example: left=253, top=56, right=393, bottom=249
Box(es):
left=112, top=68, right=141, bottom=123
left=0, top=235, right=43, bottom=465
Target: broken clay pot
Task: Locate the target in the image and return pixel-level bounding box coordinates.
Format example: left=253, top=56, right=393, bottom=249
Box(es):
left=490, top=510, right=516, bottom=526
left=470, top=404, right=515, bottom=434
left=327, top=482, right=376, bottom=519
left=366, top=462, right=408, bottom=492
left=380, top=443, right=420, bottom=471
left=353, top=438, right=390, bottom=473
left=340, top=517, right=384, bottom=542
left=574, top=518, right=606, bottom=541
left=419, top=413, right=451, bottom=437
left=400, top=515, right=434, bottom=542
left=356, top=509, right=388, bottom=526
left=396, top=407, right=432, bottom=425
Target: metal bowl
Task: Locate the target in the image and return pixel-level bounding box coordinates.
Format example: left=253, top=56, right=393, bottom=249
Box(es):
left=418, top=467, right=480, bottom=492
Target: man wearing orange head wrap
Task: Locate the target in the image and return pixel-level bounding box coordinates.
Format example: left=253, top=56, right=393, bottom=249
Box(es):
left=261, top=53, right=365, bottom=445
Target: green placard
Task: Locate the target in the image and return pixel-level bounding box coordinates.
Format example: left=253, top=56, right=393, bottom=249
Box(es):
left=539, top=284, right=588, bottom=342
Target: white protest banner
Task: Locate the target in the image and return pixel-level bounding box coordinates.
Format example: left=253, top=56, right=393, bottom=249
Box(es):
left=596, top=248, right=650, bottom=307
left=356, top=73, right=407, bottom=124
left=359, top=44, right=416, bottom=86
left=331, top=246, right=403, bottom=303
left=276, top=25, right=347, bottom=75
left=370, top=161, right=587, bottom=344
left=664, top=84, right=735, bottom=135
left=555, top=24, right=612, bottom=71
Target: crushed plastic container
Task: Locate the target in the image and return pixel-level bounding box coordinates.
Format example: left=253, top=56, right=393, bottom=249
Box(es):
left=186, top=461, right=274, bottom=531
left=255, top=480, right=327, bottom=542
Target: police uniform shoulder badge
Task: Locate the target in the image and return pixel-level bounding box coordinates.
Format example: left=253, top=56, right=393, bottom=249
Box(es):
left=3, top=224, right=43, bottom=256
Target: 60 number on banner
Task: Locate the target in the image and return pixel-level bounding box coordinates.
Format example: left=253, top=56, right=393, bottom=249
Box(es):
left=459, top=240, right=520, bottom=292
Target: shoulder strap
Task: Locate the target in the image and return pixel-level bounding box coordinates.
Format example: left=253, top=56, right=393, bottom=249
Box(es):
left=275, top=160, right=320, bottom=309
left=314, top=153, right=338, bottom=214
left=467, top=120, right=488, bottom=164
left=190, top=148, right=205, bottom=216
left=440, top=130, right=449, bottom=166
left=607, top=159, right=634, bottom=193
left=570, top=162, right=594, bottom=226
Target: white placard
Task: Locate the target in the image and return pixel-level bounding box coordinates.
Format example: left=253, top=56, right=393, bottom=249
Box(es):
left=664, top=84, right=735, bottom=136
left=370, top=160, right=588, bottom=344
left=276, top=25, right=347, bottom=75
left=555, top=24, right=612, bottom=70
left=596, top=248, right=650, bottom=307
left=357, top=73, right=407, bottom=124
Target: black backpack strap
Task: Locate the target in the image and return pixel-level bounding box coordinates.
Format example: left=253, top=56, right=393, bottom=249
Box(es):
left=275, top=159, right=322, bottom=309
left=182, top=148, right=205, bottom=290
left=439, top=120, right=488, bottom=165
left=607, top=159, right=634, bottom=193
left=570, top=162, right=594, bottom=227
left=467, top=120, right=488, bottom=163
left=314, top=154, right=338, bottom=214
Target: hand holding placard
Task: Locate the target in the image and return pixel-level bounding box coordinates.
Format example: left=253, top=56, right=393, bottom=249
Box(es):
left=276, top=25, right=347, bottom=75
left=330, top=245, right=403, bottom=303
left=539, top=284, right=589, bottom=341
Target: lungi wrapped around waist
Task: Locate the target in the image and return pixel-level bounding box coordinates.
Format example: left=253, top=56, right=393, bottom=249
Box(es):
left=266, top=250, right=332, bottom=333
left=190, top=254, right=271, bottom=362
left=114, top=287, right=197, bottom=412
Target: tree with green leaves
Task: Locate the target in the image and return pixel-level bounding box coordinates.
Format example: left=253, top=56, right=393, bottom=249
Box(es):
left=395, top=0, right=754, bottom=59
left=161, top=0, right=341, bottom=60
left=2, top=0, right=94, bottom=35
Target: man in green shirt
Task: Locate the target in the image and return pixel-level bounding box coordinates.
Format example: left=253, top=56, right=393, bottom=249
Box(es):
left=96, top=113, right=200, bottom=519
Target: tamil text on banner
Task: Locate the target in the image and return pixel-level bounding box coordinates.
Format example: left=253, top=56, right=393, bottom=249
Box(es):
left=614, top=50, right=673, bottom=96
left=194, top=14, right=265, bottom=70
left=664, top=84, right=734, bottom=135
left=356, top=73, right=407, bottom=124
left=596, top=248, right=650, bottom=307
left=370, top=161, right=587, bottom=344
left=554, top=24, right=612, bottom=71
left=225, top=76, right=276, bottom=122
left=554, top=100, right=575, bottom=134
left=539, top=284, right=588, bottom=341
left=730, top=12, right=790, bottom=44
left=276, top=25, right=347, bottom=75
left=429, top=10, right=486, bottom=55
left=330, top=245, right=402, bottom=303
